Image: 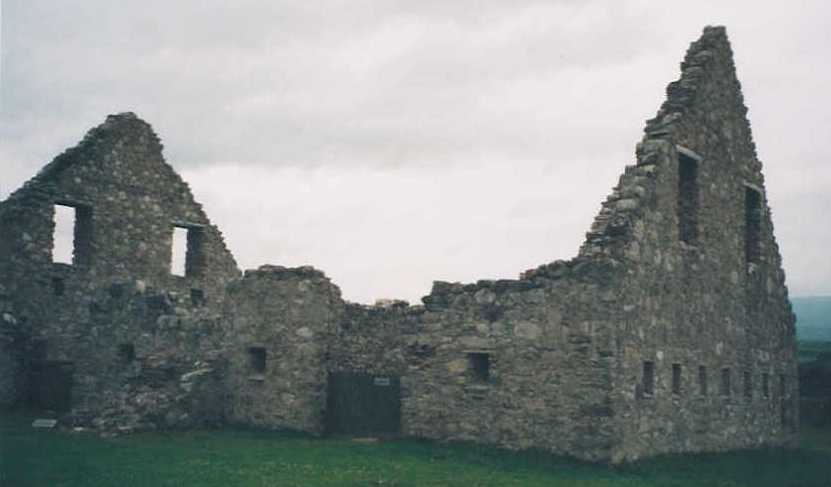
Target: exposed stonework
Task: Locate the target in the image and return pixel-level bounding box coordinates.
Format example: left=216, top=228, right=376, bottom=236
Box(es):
left=0, top=27, right=798, bottom=462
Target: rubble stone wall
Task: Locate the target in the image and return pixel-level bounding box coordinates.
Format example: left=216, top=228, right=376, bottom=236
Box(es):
left=0, top=113, right=240, bottom=415
left=0, top=26, right=799, bottom=463
left=223, top=266, right=343, bottom=434
left=0, top=285, right=26, bottom=407
left=579, top=27, right=798, bottom=460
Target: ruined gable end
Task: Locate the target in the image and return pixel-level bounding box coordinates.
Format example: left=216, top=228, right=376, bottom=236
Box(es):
left=579, top=26, right=799, bottom=461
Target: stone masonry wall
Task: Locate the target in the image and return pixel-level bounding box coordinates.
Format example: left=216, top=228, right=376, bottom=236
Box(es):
left=0, top=113, right=240, bottom=413
left=580, top=27, right=797, bottom=461
left=223, top=266, right=343, bottom=434
left=0, top=26, right=798, bottom=463
left=61, top=282, right=229, bottom=433
left=328, top=259, right=622, bottom=461
left=0, top=284, right=26, bottom=407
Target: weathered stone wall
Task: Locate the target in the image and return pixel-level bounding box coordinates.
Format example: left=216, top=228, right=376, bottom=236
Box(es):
left=328, top=261, right=621, bottom=461
left=579, top=27, right=797, bottom=461
left=0, top=113, right=240, bottom=316
left=0, top=113, right=240, bottom=414
left=64, top=283, right=229, bottom=432
left=0, top=284, right=26, bottom=407
left=400, top=270, right=618, bottom=461
left=223, top=266, right=343, bottom=433
left=0, top=26, right=798, bottom=463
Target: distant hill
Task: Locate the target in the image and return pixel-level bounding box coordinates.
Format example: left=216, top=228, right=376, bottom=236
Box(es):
left=793, top=296, right=831, bottom=342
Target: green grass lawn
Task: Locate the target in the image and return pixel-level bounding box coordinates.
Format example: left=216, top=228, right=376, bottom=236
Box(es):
left=1, top=412, right=830, bottom=487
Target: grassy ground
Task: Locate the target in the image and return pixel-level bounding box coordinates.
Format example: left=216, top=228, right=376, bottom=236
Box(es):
left=1, top=412, right=830, bottom=487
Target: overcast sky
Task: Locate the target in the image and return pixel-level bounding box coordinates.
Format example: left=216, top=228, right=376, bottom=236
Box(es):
left=1, top=0, right=829, bottom=303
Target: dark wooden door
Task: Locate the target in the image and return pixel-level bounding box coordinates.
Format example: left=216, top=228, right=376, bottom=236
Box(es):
left=326, top=372, right=401, bottom=436
left=29, top=361, right=74, bottom=412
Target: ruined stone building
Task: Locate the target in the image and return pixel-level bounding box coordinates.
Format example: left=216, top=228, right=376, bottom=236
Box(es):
left=0, top=27, right=798, bottom=462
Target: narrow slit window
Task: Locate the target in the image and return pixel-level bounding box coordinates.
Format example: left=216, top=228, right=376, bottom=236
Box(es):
left=672, top=363, right=682, bottom=395
left=52, top=203, right=92, bottom=266
left=699, top=366, right=708, bottom=395
left=745, top=187, right=762, bottom=264
left=248, top=347, right=266, bottom=374
left=642, top=361, right=655, bottom=396
left=779, top=374, right=786, bottom=397
left=762, top=373, right=770, bottom=398
left=720, top=367, right=731, bottom=396
left=171, top=225, right=204, bottom=277
left=468, top=353, right=490, bottom=382
left=678, top=153, right=699, bottom=244
left=743, top=370, right=752, bottom=400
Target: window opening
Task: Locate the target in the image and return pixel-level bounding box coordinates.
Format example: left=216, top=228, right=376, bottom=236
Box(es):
left=745, top=187, right=762, bottom=264
left=642, top=361, right=655, bottom=396
left=468, top=353, right=490, bottom=382
left=118, top=344, right=135, bottom=362
left=678, top=153, right=699, bottom=244
left=52, top=203, right=92, bottom=266
left=171, top=225, right=204, bottom=277
left=248, top=347, right=266, bottom=373
left=699, top=366, right=708, bottom=395
left=743, top=370, right=752, bottom=400
left=672, top=363, right=682, bottom=395
left=720, top=367, right=731, bottom=396
left=762, top=373, right=770, bottom=398
left=190, top=288, right=205, bottom=307
left=52, top=277, right=65, bottom=296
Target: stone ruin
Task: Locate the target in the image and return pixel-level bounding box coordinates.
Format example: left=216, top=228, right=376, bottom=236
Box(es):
left=0, top=27, right=799, bottom=462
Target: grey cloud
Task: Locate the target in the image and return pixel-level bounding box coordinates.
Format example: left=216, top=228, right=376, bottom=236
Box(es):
left=2, top=0, right=829, bottom=301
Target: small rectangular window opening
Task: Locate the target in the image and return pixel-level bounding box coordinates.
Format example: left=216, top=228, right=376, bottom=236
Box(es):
left=672, top=363, right=682, bottom=395
left=720, top=367, right=731, bottom=396
left=699, top=366, right=708, bottom=395
left=642, top=361, right=655, bottom=396
left=118, top=343, right=135, bottom=362
left=762, top=373, right=770, bottom=398
left=171, top=225, right=204, bottom=277
left=171, top=227, right=189, bottom=276
left=678, top=154, right=699, bottom=244
left=190, top=288, right=205, bottom=307
left=248, top=347, right=266, bottom=374
left=743, top=370, right=752, bottom=400
left=745, top=187, right=762, bottom=264
left=469, top=353, right=490, bottom=382
left=779, top=374, right=786, bottom=397
left=52, top=277, right=65, bottom=296
left=52, top=203, right=93, bottom=266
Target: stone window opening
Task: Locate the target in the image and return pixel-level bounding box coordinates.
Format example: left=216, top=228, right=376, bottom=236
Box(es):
left=52, top=202, right=93, bottom=266
left=642, top=361, right=655, bottom=396
left=248, top=347, right=267, bottom=374
left=672, top=363, right=682, bottom=395
left=720, top=367, right=731, bottom=396
left=745, top=186, right=762, bottom=264
left=170, top=224, right=204, bottom=278
left=190, top=288, right=205, bottom=307
left=677, top=153, right=699, bottom=245
left=52, top=277, right=65, bottom=297
left=118, top=343, right=135, bottom=363
left=743, top=370, right=752, bottom=400
left=698, top=365, right=708, bottom=395
left=762, top=372, right=770, bottom=398
left=779, top=374, right=786, bottom=397
left=468, top=352, right=490, bottom=382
